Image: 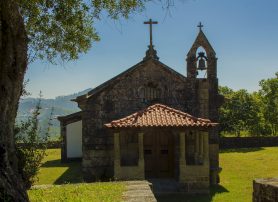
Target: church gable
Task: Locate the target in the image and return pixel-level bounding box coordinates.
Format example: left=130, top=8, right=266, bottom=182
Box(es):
left=86, top=59, right=185, bottom=99
left=74, top=59, right=186, bottom=108
left=85, top=58, right=187, bottom=117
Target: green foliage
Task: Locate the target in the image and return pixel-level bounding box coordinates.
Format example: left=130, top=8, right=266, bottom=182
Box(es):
left=15, top=95, right=53, bottom=189
left=219, top=87, right=262, bottom=136
left=17, top=0, right=148, bottom=63
left=219, top=72, right=278, bottom=136
left=248, top=92, right=271, bottom=135
left=259, top=73, right=278, bottom=135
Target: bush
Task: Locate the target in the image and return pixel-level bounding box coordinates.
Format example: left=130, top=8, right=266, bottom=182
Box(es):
left=15, top=97, right=53, bottom=189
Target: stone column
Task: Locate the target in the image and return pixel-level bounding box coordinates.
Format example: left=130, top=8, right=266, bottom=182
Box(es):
left=202, top=131, right=209, bottom=166
left=138, top=132, right=145, bottom=178
left=114, top=132, right=120, bottom=178
left=199, top=131, right=204, bottom=163
left=179, top=131, right=186, bottom=181
left=194, top=131, right=199, bottom=164
left=138, top=132, right=144, bottom=160
left=179, top=131, right=186, bottom=164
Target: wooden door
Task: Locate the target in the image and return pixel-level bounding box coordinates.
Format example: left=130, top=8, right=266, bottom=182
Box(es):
left=144, top=130, right=174, bottom=178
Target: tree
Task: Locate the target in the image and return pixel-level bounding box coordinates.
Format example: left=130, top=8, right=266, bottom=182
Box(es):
left=219, top=88, right=251, bottom=136
left=248, top=92, right=270, bottom=136
left=0, top=0, right=153, bottom=200
left=219, top=87, right=264, bottom=136
left=259, top=72, right=278, bottom=135
left=0, top=1, right=28, bottom=201
left=21, top=0, right=137, bottom=63
left=218, top=86, right=235, bottom=134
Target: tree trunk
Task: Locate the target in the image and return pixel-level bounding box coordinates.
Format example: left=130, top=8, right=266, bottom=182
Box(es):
left=0, top=0, right=28, bottom=201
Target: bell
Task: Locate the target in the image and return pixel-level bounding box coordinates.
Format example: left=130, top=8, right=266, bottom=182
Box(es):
left=197, top=57, right=206, bottom=71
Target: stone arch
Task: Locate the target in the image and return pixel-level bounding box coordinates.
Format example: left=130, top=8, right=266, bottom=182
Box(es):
left=196, top=46, right=208, bottom=78
left=186, top=30, right=217, bottom=79
left=187, top=30, right=216, bottom=58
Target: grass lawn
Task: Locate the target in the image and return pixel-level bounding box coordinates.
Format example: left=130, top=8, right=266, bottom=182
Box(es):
left=213, top=147, right=278, bottom=202
left=28, top=147, right=278, bottom=202
left=29, top=149, right=124, bottom=201
left=156, top=147, right=278, bottom=202
left=29, top=183, right=125, bottom=202
left=34, top=149, right=83, bottom=185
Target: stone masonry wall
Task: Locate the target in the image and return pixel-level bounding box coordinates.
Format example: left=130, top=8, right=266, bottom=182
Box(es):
left=82, top=59, right=188, bottom=181
left=81, top=58, right=222, bottom=182
left=253, top=178, right=278, bottom=202
left=220, top=137, right=278, bottom=149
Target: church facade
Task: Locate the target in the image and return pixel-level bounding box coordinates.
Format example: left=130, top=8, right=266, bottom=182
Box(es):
left=58, top=22, right=224, bottom=193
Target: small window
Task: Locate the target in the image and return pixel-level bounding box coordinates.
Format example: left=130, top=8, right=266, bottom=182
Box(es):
left=128, top=133, right=138, bottom=143
left=120, top=133, right=139, bottom=166
left=161, top=149, right=168, bottom=155
left=139, top=82, right=161, bottom=103
left=144, top=149, right=152, bottom=155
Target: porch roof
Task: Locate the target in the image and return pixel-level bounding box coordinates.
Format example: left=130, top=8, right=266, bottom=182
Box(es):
left=104, top=103, right=218, bottom=129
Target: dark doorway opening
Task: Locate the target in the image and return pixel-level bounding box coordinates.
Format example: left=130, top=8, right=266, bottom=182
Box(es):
left=144, top=129, right=175, bottom=178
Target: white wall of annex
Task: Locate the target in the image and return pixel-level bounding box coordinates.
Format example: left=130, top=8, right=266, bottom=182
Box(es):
left=66, top=120, right=82, bottom=158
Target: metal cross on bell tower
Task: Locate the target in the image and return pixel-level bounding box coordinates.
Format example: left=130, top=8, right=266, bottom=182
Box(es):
left=197, top=22, right=204, bottom=31
left=143, top=19, right=159, bottom=60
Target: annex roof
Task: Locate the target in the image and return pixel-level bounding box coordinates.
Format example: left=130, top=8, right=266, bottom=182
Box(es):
left=104, top=103, right=218, bottom=129
left=57, top=111, right=82, bottom=123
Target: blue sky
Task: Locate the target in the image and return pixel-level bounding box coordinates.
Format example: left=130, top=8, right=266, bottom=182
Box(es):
left=26, top=0, right=278, bottom=98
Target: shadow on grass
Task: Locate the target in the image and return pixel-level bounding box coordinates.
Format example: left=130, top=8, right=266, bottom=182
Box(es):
left=41, top=159, right=83, bottom=184
left=220, top=147, right=264, bottom=153
left=155, top=185, right=229, bottom=202
left=41, top=159, right=81, bottom=168
left=41, top=159, right=69, bottom=167
left=54, top=165, right=83, bottom=184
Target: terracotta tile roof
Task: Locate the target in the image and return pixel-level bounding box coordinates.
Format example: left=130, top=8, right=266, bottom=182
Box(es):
left=105, top=103, right=218, bottom=128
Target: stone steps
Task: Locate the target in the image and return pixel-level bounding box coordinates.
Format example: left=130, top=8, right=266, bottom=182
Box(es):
left=123, top=180, right=157, bottom=202
left=148, top=179, right=180, bottom=194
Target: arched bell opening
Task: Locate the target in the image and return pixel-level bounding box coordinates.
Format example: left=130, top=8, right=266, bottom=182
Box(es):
left=196, top=46, right=208, bottom=78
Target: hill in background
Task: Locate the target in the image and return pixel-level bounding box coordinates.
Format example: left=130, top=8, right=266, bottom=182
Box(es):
left=16, top=88, right=92, bottom=140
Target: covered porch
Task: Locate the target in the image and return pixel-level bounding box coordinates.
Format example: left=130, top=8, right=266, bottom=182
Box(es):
left=105, top=104, right=217, bottom=192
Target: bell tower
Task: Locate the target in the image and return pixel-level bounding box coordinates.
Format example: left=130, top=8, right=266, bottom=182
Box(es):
left=186, top=22, right=219, bottom=119
left=186, top=23, right=223, bottom=185
left=186, top=22, right=217, bottom=79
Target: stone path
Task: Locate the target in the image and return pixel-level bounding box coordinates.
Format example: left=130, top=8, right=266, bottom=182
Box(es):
left=31, top=184, right=58, bottom=189
left=122, top=180, right=157, bottom=202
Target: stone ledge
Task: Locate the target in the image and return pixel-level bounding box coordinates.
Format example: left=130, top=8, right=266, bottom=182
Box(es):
left=253, top=178, right=278, bottom=202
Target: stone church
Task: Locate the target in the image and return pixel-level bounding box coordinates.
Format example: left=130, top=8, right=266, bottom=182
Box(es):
left=58, top=21, right=224, bottom=193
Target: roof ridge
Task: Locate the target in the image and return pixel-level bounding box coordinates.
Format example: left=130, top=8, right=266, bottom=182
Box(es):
left=152, top=103, right=198, bottom=120
left=105, top=103, right=218, bottom=128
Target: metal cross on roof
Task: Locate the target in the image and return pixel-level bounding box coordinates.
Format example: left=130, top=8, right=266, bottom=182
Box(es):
left=144, top=19, right=158, bottom=48
left=197, top=22, right=204, bottom=31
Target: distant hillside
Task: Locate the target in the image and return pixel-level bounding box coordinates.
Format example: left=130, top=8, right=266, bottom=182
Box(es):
left=16, top=88, right=92, bottom=140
